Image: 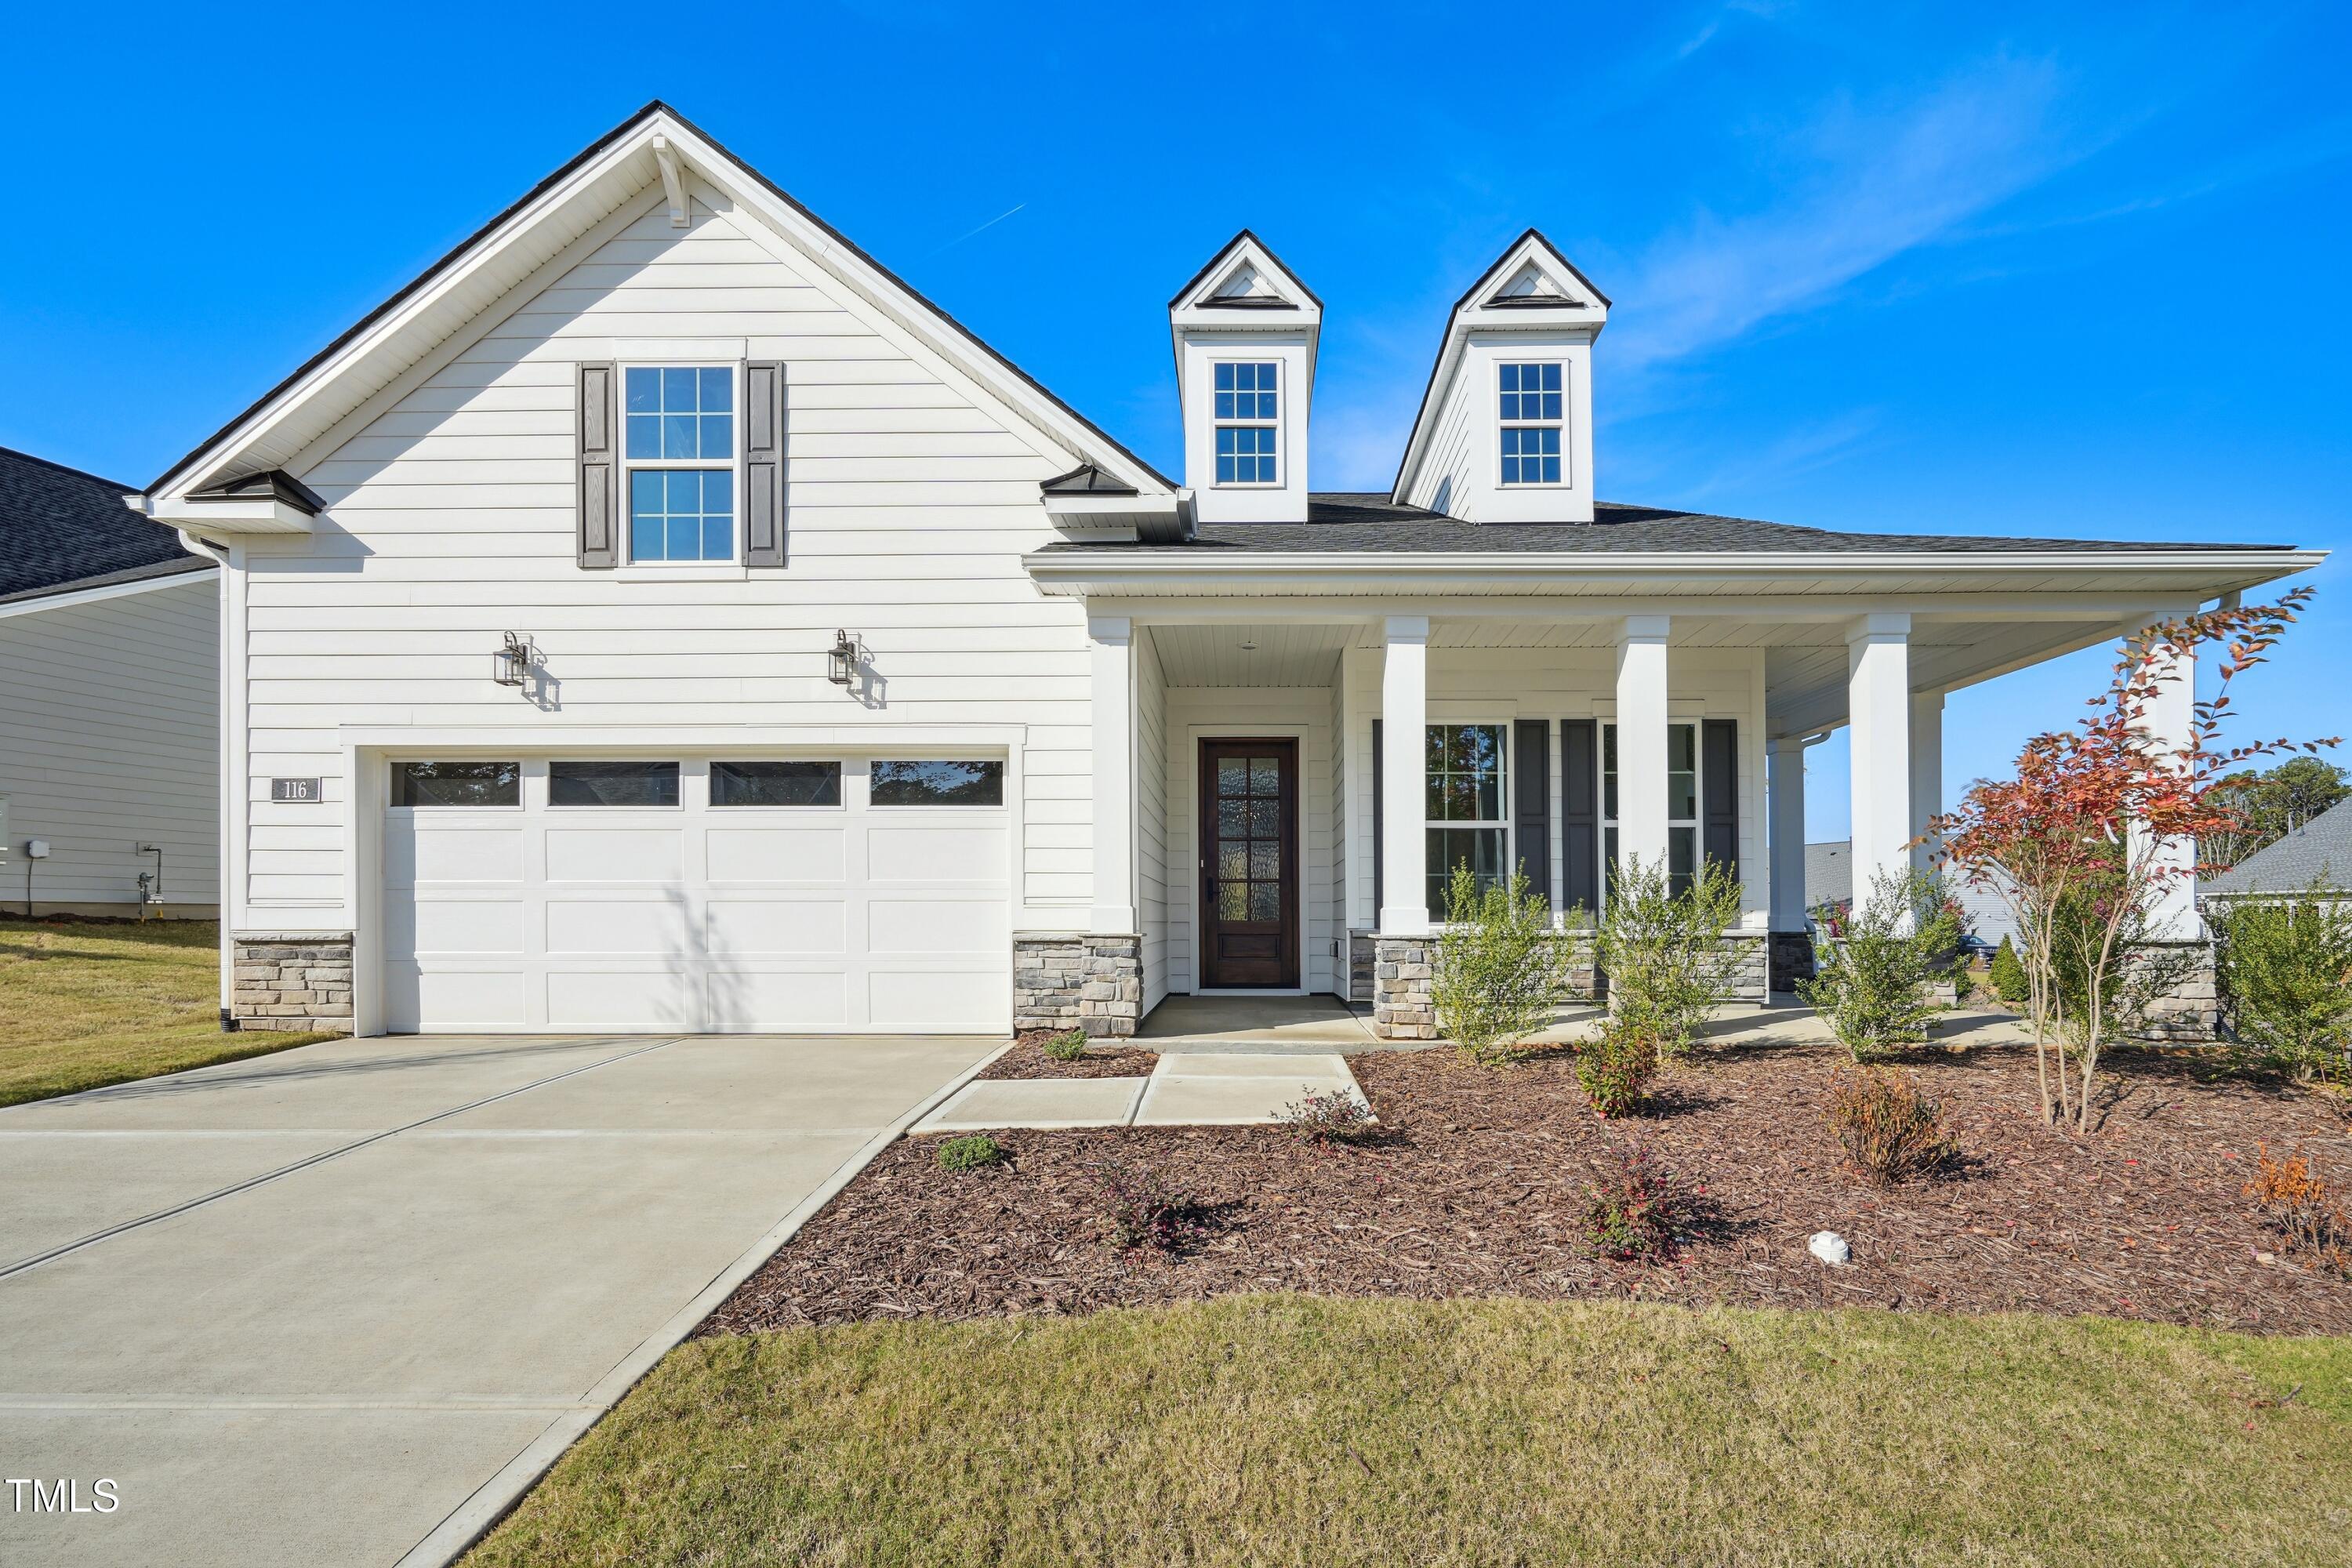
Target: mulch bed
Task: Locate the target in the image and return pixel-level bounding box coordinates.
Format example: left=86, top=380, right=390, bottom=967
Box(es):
left=705, top=1038, right=2352, bottom=1338
left=976, top=1030, right=1159, bottom=1080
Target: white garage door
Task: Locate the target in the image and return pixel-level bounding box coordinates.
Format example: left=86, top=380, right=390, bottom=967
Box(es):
left=382, top=756, right=1010, bottom=1033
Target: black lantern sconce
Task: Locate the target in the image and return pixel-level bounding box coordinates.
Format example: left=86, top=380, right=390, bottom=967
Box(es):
left=827, top=629, right=866, bottom=688
left=492, top=631, right=536, bottom=688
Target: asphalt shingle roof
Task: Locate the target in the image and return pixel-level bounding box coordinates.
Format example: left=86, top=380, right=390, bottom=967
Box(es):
left=0, top=445, right=201, bottom=603
left=2202, top=797, right=2352, bottom=895
left=1036, top=495, right=2297, bottom=555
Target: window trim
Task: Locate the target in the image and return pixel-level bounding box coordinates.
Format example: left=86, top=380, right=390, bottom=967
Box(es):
left=619, top=360, right=743, bottom=567
left=1210, top=359, right=1282, bottom=488
left=1496, top=360, right=1566, bottom=488
left=1422, top=720, right=1512, bottom=917
left=1600, top=720, right=1701, bottom=899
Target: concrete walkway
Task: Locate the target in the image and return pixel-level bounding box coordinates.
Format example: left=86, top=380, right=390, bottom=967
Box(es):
left=0, top=1031, right=998, bottom=1568
left=912, top=1051, right=1367, bottom=1132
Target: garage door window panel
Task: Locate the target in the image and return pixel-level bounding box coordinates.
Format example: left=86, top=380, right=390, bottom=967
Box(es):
left=393, top=760, right=521, bottom=808
left=549, top=760, right=681, bottom=808
left=711, top=760, right=842, bottom=808
left=870, top=760, right=1005, bottom=806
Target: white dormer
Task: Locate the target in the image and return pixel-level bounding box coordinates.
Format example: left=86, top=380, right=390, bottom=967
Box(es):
left=1391, top=230, right=1610, bottom=524
left=1169, top=232, right=1321, bottom=523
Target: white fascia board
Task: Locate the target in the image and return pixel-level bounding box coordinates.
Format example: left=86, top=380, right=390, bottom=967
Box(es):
left=147, top=494, right=316, bottom=534
left=0, top=564, right=218, bottom=621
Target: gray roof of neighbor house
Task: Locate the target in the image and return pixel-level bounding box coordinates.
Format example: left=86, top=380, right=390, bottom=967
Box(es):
left=0, top=445, right=205, bottom=604
left=2202, top=797, right=2352, bottom=895
left=1032, top=495, right=2300, bottom=555
left=1806, top=840, right=1853, bottom=909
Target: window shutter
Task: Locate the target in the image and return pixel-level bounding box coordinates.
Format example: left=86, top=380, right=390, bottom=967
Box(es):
left=1704, top=717, right=1738, bottom=883
left=742, top=360, right=786, bottom=567
left=1370, top=718, right=1383, bottom=920
left=1513, top=718, right=1552, bottom=908
left=576, top=362, right=617, bottom=569
left=1561, top=720, right=1599, bottom=916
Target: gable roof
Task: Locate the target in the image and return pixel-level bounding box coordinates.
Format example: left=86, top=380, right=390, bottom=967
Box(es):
left=0, top=445, right=203, bottom=604
left=1167, top=229, right=1325, bottom=314
left=146, top=101, right=1173, bottom=502
left=2203, top=797, right=2352, bottom=895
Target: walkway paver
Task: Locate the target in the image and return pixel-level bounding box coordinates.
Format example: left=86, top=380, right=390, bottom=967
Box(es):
left=909, top=1076, right=1147, bottom=1132
left=910, top=1051, right=1370, bottom=1132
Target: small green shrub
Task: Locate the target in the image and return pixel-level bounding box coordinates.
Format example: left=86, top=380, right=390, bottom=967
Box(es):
left=1799, top=869, right=1964, bottom=1062
left=1432, top=862, right=1562, bottom=1066
left=1042, top=1029, right=1091, bottom=1062
left=2211, top=884, right=2352, bottom=1084
left=1575, top=1015, right=1657, bottom=1118
left=1826, top=1066, right=1956, bottom=1185
left=936, top=1134, right=1005, bottom=1172
left=1276, top=1085, right=1378, bottom=1145
left=1594, top=855, right=1744, bottom=1069
left=1580, top=1140, right=1707, bottom=1260
left=1989, top=935, right=2028, bottom=1004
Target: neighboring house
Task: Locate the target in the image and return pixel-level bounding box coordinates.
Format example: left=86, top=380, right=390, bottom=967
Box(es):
left=2201, top=796, right=2352, bottom=900
left=127, top=103, right=2324, bottom=1037
left=0, top=446, right=218, bottom=916
left=1804, top=836, right=2019, bottom=947
left=1804, top=840, right=1853, bottom=915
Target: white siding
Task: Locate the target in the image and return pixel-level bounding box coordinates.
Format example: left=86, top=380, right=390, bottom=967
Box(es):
left=0, top=578, right=219, bottom=914
left=1137, top=628, right=1170, bottom=1011
left=1161, top=689, right=1338, bottom=995
left=1404, top=363, right=1480, bottom=521
left=236, top=191, right=1098, bottom=931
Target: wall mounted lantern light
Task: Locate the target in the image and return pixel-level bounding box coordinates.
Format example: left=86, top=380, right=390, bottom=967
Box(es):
left=828, top=630, right=866, bottom=687
left=492, top=631, right=536, bottom=688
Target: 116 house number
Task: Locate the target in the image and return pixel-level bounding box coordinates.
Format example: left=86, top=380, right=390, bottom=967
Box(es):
left=270, top=778, right=323, bottom=804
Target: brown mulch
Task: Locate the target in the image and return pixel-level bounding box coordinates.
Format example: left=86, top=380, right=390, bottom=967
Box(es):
left=977, top=1030, right=1159, bottom=1080
left=705, top=1039, right=2352, bottom=1338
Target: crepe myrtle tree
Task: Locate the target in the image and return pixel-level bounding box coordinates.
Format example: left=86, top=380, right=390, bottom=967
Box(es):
left=1932, top=589, right=2336, bottom=1134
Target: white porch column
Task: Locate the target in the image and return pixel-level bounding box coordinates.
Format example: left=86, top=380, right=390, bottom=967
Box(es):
left=1379, top=615, right=1429, bottom=934
left=1614, top=615, right=1671, bottom=879
left=1768, top=735, right=1809, bottom=929
left=1908, top=690, right=1944, bottom=874
left=1088, top=615, right=1136, bottom=933
left=1847, top=612, right=1913, bottom=914
left=2132, top=632, right=2200, bottom=937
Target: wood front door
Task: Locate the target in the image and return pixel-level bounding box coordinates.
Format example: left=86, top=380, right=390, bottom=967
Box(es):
left=1200, top=739, right=1299, bottom=989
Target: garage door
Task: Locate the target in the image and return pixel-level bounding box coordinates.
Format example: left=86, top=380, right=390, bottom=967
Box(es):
left=382, top=756, right=1010, bottom=1033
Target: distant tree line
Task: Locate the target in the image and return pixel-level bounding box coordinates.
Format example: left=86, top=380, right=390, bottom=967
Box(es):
left=2200, top=757, right=2350, bottom=869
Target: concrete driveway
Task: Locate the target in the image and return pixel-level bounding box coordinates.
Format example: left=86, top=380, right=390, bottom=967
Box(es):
left=0, top=1031, right=998, bottom=1567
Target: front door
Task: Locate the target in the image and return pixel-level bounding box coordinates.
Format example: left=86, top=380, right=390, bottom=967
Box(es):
left=1200, top=739, right=1299, bottom=989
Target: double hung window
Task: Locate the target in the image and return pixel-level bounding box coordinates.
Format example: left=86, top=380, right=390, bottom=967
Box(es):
left=1425, top=723, right=1508, bottom=913
left=1497, top=362, right=1563, bottom=486
left=1212, top=361, right=1279, bottom=485
left=623, top=365, right=736, bottom=563
left=1601, top=724, right=1700, bottom=895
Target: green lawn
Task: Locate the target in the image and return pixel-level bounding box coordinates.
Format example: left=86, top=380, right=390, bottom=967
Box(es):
left=0, top=917, right=336, bottom=1107
left=470, top=1294, right=2352, bottom=1567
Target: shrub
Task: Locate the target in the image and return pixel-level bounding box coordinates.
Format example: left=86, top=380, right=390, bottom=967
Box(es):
left=1088, top=1155, right=1210, bottom=1252
left=1594, top=855, right=1744, bottom=1069
left=2244, top=1143, right=2352, bottom=1277
left=1581, top=1140, right=1707, bottom=1261
left=2211, top=884, right=2352, bottom=1085
left=1800, top=869, right=1965, bottom=1062
left=1276, top=1085, right=1378, bottom=1145
left=1989, top=935, right=2028, bottom=1004
left=936, top=1134, right=1005, bottom=1172
left=1825, top=1066, right=1956, bottom=1185
left=1432, top=862, right=1562, bottom=1065
left=1042, top=1029, right=1091, bottom=1062
left=1574, top=1014, right=1657, bottom=1118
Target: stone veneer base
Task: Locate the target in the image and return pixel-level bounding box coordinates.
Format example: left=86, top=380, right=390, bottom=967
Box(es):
left=1014, top=934, right=1142, bottom=1038
left=1368, top=927, right=1767, bottom=1040
left=231, top=931, right=355, bottom=1033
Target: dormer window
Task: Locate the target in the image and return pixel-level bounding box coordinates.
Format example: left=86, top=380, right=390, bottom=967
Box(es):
left=1213, top=361, right=1280, bottom=485
left=1497, top=362, right=1563, bottom=486
left=624, top=365, right=737, bottom=561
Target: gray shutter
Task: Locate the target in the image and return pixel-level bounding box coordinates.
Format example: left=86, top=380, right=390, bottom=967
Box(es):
left=1704, top=717, right=1738, bottom=883
left=1513, top=718, right=1552, bottom=909
left=742, top=360, right=785, bottom=567
left=1562, top=720, right=1599, bottom=917
left=1370, top=718, right=1383, bottom=920
left=576, top=362, right=617, bottom=569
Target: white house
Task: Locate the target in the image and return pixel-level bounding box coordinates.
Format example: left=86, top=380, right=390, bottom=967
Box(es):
left=127, top=103, right=2323, bottom=1038
left=0, top=445, right=218, bottom=918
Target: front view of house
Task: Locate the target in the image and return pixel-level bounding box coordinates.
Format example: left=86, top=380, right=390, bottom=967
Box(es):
left=132, top=103, right=2320, bottom=1041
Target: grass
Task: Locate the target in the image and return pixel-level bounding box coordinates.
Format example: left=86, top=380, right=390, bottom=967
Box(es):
left=470, top=1294, right=2352, bottom=1567
left=0, top=917, right=336, bottom=1107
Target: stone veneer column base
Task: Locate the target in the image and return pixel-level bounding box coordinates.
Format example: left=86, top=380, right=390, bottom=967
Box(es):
left=2135, top=938, right=2220, bottom=1043
left=231, top=932, right=354, bottom=1033
left=1769, top=930, right=1816, bottom=993
left=1013, top=934, right=1142, bottom=1038
left=1371, top=936, right=1436, bottom=1040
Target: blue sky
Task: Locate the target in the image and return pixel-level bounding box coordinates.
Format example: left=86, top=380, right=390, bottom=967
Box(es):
left=5, top=2, right=2346, bottom=839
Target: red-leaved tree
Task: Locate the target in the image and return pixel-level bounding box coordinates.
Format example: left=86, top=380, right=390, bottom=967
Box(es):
left=1932, top=589, right=2334, bottom=1132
